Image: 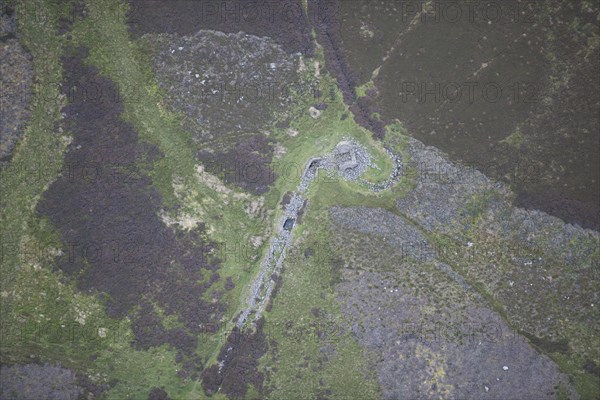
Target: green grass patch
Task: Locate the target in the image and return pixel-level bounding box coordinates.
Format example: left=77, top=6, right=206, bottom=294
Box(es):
left=354, top=80, right=375, bottom=98
left=261, top=207, right=381, bottom=400
left=501, top=127, right=525, bottom=149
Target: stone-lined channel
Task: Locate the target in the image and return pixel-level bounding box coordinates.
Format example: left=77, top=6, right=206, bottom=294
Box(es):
left=235, top=140, right=402, bottom=329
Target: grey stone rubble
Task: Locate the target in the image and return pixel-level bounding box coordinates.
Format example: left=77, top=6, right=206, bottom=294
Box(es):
left=236, top=190, right=305, bottom=328
left=320, top=138, right=404, bottom=190
left=327, top=137, right=597, bottom=400
left=330, top=206, right=483, bottom=300
left=1, top=7, right=34, bottom=164
left=143, top=30, right=299, bottom=143
left=0, top=0, right=16, bottom=38
left=236, top=139, right=397, bottom=329
left=318, top=139, right=375, bottom=181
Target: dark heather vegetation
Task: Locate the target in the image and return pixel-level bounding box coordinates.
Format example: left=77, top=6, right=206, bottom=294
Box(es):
left=0, top=1, right=33, bottom=164
left=36, top=46, right=224, bottom=378
left=308, top=0, right=386, bottom=140
left=280, top=191, right=293, bottom=209
left=148, top=387, right=171, bottom=400
left=330, top=0, right=600, bottom=230
left=196, top=134, right=277, bottom=195
left=142, top=27, right=301, bottom=195
left=128, top=0, right=314, bottom=56
left=201, top=318, right=268, bottom=398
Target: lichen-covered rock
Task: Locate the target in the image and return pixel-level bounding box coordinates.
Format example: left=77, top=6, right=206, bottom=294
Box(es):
left=329, top=207, right=579, bottom=400
left=144, top=30, right=299, bottom=145
left=128, top=0, right=314, bottom=56
left=332, top=134, right=599, bottom=398
left=0, top=364, right=83, bottom=400
left=144, top=30, right=303, bottom=193
left=330, top=206, right=435, bottom=262
left=0, top=38, right=33, bottom=163
left=396, top=136, right=510, bottom=237
left=0, top=0, right=17, bottom=38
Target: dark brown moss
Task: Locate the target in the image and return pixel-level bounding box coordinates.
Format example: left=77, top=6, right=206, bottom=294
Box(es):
left=197, top=135, right=277, bottom=195
left=148, top=387, right=171, bottom=400
left=128, top=0, right=314, bottom=56
left=201, top=318, right=268, bottom=398
left=308, top=0, right=386, bottom=139
left=36, top=47, right=224, bottom=376
left=225, top=277, right=235, bottom=290
left=280, top=191, right=293, bottom=209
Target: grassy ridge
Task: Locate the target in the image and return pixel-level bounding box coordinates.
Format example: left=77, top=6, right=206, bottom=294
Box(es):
left=260, top=207, right=381, bottom=400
